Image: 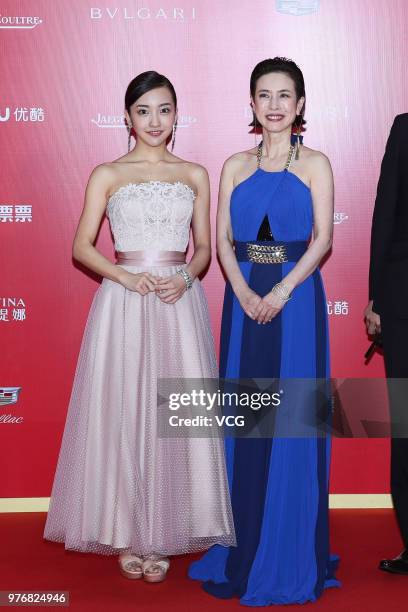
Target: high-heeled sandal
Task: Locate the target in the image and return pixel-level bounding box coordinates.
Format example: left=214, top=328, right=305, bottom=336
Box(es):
left=118, top=553, right=144, bottom=580
left=142, top=556, right=170, bottom=583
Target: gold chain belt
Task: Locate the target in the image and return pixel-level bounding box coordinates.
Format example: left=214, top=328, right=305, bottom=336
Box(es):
left=246, top=243, right=288, bottom=264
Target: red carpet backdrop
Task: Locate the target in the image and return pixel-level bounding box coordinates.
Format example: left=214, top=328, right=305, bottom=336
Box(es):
left=1, top=0, right=407, bottom=498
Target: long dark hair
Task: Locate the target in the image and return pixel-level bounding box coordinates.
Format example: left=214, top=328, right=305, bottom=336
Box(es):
left=125, top=70, right=177, bottom=112
left=249, top=57, right=306, bottom=132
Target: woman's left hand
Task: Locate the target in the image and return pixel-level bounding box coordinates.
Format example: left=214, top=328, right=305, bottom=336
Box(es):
left=155, top=273, right=188, bottom=304
left=252, top=291, right=286, bottom=324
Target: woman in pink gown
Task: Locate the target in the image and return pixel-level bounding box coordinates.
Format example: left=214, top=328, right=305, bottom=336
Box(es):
left=43, top=71, right=235, bottom=582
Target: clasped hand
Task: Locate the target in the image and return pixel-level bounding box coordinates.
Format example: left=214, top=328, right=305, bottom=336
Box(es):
left=120, top=270, right=187, bottom=304
left=364, top=300, right=381, bottom=335
left=239, top=288, right=285, bottom=324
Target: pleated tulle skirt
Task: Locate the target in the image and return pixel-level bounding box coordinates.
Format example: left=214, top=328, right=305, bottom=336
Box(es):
left=44, top=263, right=235, bottom=556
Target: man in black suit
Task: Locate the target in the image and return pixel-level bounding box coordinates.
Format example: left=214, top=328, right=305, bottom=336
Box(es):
left=365, top=113, right=408, bottom=574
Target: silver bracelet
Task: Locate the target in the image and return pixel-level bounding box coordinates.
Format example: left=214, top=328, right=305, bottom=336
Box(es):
left=176, top=266, right=193, bottom=290
left=271, top=282, right=292, bottom=302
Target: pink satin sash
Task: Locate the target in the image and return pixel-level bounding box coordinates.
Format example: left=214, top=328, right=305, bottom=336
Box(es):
left=116, top=250, right=186, bottom=266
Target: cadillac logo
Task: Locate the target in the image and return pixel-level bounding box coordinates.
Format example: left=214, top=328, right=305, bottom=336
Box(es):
left=0, top=387, right=22, bottom=406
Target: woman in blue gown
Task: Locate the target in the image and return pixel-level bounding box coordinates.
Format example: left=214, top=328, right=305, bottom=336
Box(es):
left=189, top=57, right=340, bottom=605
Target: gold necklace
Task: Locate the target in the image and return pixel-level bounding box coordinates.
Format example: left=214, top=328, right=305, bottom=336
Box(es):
left=256, top=142, right=295, bottom=171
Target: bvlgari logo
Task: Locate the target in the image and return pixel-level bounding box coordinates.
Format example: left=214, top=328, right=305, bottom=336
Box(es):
left=276, top=0, right=319, bottom=16
left=0, top=15, right=43, bottom=29
left=90, top=7, right=196, bottom=20
left=91, top=113, right=197, bottom=128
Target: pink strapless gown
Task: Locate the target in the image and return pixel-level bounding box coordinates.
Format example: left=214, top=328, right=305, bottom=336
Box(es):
left=43, top=181, right=235, bottom=556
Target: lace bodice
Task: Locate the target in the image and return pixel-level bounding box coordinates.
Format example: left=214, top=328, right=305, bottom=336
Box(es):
left=106, top=181, right=195, bottom=251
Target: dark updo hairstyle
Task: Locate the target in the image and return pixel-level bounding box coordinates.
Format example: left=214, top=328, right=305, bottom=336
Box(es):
left=248, top=57, right=306, bottom=133
left=125, top=70, right=177, bottom=112
left=125, top=71, right=178, bottom=150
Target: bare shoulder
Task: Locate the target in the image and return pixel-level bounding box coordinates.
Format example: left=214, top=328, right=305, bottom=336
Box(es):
left=297, top=147, right=333, bottom=199
left=301, top=146, right=332, bottom=171
left=86, top=162, right=119, bottom=193
left=173, top=161, right=208, bottom=195
left=224, top=149, right=256, bottom=168
left=222, top=149, right=256, bottom=176
left=184, top=161, right=209, bottom=183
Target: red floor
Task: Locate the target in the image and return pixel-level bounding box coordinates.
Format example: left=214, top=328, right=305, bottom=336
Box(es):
left=0, top=510, right=407, bottom=611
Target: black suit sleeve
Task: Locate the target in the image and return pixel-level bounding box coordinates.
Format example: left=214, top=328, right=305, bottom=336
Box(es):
left=369, top=115, right=401, bottom=312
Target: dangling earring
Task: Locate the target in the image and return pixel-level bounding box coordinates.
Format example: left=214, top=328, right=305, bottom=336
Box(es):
left=171, top=122, right=177, bottom=152
left=295, top=119, right=302, bottom=160
left=254, top=115, right=258, bottom=147
left=127, top=123, right=132, bottom=153
left=252, top=105, right=259, bottom=147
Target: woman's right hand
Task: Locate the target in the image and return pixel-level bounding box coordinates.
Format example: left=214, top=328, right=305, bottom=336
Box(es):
left=237, top=288, right=262, bottom=320
left=364, top=300, right=381, bottom=335
left=118, top=270, right=160, bottom=296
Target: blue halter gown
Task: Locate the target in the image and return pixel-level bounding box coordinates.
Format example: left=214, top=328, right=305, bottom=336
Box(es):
left=188, top=166, right=340, bottom=606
